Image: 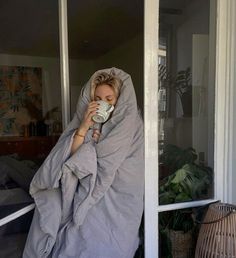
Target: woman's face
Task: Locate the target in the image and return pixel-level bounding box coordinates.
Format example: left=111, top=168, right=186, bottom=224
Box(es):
left=94, top=84, right=118, bottom=106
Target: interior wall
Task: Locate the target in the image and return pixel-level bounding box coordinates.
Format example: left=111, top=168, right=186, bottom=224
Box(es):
left=170, top=0, right=211, bottom=151
left=93, top=34, right=144, bottom=110
left=69, top=59, right=95, bottom=116
left=70, top=34, right=144, bottom=116
left=1, top=33, right=143, bottom=122
left=176, top=0, right=210, bottom=70
left=0, top=53, right=96, bottom=118
left=0, top=53, right=61, bottom=116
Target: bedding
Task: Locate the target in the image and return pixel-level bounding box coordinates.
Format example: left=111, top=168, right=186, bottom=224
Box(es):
left=0, top=233, right=28, bottom=258
left=23, top=67, right=144, bottom=258
left=0, top=155, right=38, bottom=257
left=0, top=154, right=38, bottom=223
left=0, top=155, right=39, bottom=192
left=0, top=188, right=32, bottom=206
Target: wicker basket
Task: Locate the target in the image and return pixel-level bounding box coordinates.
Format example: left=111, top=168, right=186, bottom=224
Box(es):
left=168, top=229, right=194, bottom=258
left=195, top=202, right=236, bottom=258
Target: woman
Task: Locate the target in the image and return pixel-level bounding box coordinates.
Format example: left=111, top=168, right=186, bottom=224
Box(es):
left=71, top=71, right=122, bottom=153
left=23, top=67, right=144, bottom=258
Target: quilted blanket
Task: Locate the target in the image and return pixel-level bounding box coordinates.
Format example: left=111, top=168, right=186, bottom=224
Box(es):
left=23, top=67, right=144, bottom=258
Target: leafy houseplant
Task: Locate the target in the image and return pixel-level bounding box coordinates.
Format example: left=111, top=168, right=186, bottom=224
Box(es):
left=159, top=144, right=213, bottom=257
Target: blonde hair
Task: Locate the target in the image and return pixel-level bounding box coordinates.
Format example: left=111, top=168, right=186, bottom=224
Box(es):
left=90, top=71, right=122, bottom=100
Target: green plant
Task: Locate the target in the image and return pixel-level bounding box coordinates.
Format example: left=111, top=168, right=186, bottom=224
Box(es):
left=159, top=144, right=213, bottom=257
left=160, top=144, right=198, bottom=174
left=159, top=163, right=212, bottom=204
left=159, top=144, right=212, bottom=206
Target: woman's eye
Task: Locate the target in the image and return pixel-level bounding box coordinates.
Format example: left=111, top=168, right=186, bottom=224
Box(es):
left=95, top=97, right=101, bottom=101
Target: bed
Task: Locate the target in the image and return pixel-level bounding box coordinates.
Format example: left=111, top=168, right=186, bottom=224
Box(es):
left=0, top=154, right=41, bottom=258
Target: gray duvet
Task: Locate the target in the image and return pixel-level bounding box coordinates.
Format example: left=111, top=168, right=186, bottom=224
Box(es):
left=23, top=67, right=144, bottom=258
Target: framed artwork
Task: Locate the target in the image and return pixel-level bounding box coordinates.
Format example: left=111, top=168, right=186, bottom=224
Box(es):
left=0, top=65, right=42, bottom=136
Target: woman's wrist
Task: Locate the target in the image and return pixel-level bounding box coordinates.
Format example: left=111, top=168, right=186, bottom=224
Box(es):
left=75, top=125, right=89, bottom=137
left=74, top=131, right=85, bottom=138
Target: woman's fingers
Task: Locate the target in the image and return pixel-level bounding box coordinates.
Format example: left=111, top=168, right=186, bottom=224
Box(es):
left=78, top=102, right=100, bottom=134
left=88, top=101, right=99, bottom=110
left=84, top=102, right=99, bottom=116
left=81, top=102, right=100, bottom=130
left=92, top=129, right=101, bottom=142
left=87, top=110, right=97, bottom=122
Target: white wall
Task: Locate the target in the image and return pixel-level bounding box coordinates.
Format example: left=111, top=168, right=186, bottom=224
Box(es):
left=69, top=59, right=95, bottom=116
left=0, top=33, right=143, bottom=121
left=177, top=0, right=210, bottom=70
left=172, top=0, right=214, bottom=163
left=0, top=53, right=96, bottom=118
left=70, top=34, right=144, bottom=115
left=93, top=34, right=144, bottom=109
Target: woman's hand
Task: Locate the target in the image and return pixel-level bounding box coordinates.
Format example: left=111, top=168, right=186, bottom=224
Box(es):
left=71, top=102, right=99, bottom=155
left=77, top=101, right=99, bottom=136
left=92, top=129, right=101, bottom=142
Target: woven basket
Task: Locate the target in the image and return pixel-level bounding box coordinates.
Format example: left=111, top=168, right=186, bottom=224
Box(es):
left=195, top=202, right=236, bottom=258
left=168, top=229, right=194, bottom=258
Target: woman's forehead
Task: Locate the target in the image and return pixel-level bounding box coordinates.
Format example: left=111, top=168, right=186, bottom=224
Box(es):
left=95, top=84, right=115, bottom=95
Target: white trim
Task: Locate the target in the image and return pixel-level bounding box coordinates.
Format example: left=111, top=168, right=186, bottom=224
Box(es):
left=144, top=0, right=159, bottom=257
left=144, top=0, right=236, bottom=256
left=214, top=0, right=236, bottom=203
left=59, top=0, right=71, bottom=129
left=157, top=199, right=217, bottom=212
left=207, top=0, right=216, bottom=169
left=0, top=204, right=35, bottom=227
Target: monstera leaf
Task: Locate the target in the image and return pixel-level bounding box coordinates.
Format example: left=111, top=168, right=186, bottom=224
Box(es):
left=160, top=163, right=212, bottom=205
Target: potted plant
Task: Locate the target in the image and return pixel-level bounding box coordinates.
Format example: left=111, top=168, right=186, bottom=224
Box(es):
left=159, top=144, right=213, bottom=258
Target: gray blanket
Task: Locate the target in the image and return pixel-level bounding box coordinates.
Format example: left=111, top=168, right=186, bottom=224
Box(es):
left=23, top=67, right=144, bottom=258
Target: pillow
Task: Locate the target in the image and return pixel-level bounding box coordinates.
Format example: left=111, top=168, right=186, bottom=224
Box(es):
left=0, top=156, right=38, bottom=192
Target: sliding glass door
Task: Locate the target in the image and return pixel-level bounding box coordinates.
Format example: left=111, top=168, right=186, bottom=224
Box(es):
left=145, top=0, right=220, bottom=256
left=2, top=0, right=235, bottom=257
left=0, top=1, right=62, bottom=256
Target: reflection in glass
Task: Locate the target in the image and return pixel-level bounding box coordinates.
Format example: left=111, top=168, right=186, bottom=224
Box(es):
left=159, top=207, right=205, bottom=257
left=0, top=1, right=61, bottom=256
left=158, top=0, right=215, bottom=204
left=67, top=1, right=144, bottom=115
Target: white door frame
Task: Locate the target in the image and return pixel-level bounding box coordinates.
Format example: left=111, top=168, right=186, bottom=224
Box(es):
left=144, top=0, right=159, bottom=256
left=59, top=0, right=71, bottom=129
left=2, top=0, right=234, bottom=256
left=144, top=0, right=235, bottom=257
left=214, top=0, right=236, bottom=204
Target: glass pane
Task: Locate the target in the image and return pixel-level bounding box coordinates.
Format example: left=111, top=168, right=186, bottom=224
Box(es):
left=0, top=204, right=34, bottom=257
left=158, top=0, right=215, bottom=204
left=0, top=1, right=61, bottom=256
left=68, top=1, right=144, bottom=115
left=159, top=206, right=208, bottom=257
left=67, top=2, right=144, bottom=258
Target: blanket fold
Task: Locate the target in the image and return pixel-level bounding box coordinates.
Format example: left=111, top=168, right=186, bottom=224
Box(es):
left=23, top=67, right=144, bottom=258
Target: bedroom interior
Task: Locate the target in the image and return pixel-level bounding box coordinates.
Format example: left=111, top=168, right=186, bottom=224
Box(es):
left=0, top=0, right=214, bottom=257
left=0, top=0, right=143, bottom=257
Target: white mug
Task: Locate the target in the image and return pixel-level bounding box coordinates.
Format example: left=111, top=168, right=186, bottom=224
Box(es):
left=92, top=100, right=114, bottom=123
